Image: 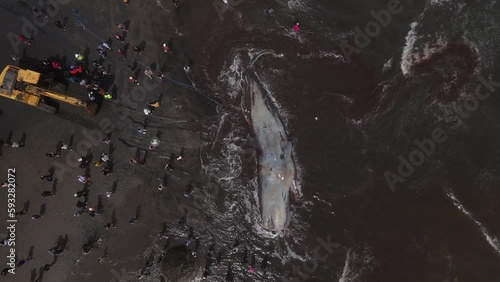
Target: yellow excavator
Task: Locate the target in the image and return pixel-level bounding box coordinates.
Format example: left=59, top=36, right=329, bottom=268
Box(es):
left=0, top=65, right=98, bottom=115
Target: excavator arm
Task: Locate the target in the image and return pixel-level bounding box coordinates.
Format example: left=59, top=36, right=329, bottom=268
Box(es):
left=0, top=65, right=97, bottom=115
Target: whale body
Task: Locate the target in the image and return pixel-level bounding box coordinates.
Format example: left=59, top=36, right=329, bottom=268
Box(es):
left=245, top=70, right=295, bottom=231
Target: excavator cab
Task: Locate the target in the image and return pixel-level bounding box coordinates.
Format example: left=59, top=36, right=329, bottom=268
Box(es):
left=0, top=65, right=98, bottom=116
left=1, top=69, right=16, bottom=94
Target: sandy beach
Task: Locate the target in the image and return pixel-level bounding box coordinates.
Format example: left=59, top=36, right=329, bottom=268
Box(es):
left=0, top=0, right=221, bottom=281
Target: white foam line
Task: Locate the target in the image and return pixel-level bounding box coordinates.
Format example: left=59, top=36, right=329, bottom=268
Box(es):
left=154, top=0, right=171, bottom=13
left=210, top=113, right=228, bottom=151
left=218, top=54, right=245, bottom=98
left=285, top=0, right=312, bottom=12
left=383, top=57, right=393, bottom=72
left=401, top=21, right=420, bottom=75
left=446, top=189, right=500, bottom=254
left=283, top=238, right=308, bottom=262
left=298, top=51, right=345, bottom=61
left=430, top=0, right=451, bottom=5
left=339, top=248, right=353, bottom=282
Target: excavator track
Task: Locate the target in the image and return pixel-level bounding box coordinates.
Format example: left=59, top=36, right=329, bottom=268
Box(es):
left=38, top=102, right=58, bottom=114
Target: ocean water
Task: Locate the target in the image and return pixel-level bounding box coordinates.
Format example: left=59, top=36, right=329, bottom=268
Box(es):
left=169, top=0, right=500, bottom=281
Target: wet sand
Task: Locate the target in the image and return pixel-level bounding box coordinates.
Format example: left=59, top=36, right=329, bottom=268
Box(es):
left=0, top=0, right=217, bottom=281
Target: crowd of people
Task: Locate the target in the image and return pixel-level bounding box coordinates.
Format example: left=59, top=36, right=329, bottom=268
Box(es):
left=0, top=1, right=283, bottom=281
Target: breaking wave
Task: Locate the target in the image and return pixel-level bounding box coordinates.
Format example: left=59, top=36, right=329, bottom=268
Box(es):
left=446, top=189, right=500, bottom=254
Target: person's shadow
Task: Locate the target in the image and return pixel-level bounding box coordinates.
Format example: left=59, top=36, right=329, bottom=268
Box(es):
left=37, top=266, right=45, bottom=281
left=135, top=205, right=141, bottom=219
left=18, top=133, right=26, bottom=147
left=39, top=204, right=46, bottom=216
left=23, top=200, right=30, bottom=213
left=30, top=268, right=37, bottom=281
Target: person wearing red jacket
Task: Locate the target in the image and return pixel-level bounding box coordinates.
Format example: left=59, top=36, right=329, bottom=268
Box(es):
left=51, top=61, right=60, bottom=69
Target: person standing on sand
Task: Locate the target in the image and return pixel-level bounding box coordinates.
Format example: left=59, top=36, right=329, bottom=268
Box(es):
left=97, top=47, right=107, bottom=59
left=77, top=175, right=89, bottom=183
left=166, top=155, right=175, bottom=170
left=148, top=101, right=160, bottom=108
left=249, top=254, right=256, bottom=273
left=59, top=142, right=71, bottom=151
left=76, top=200, right=87, bottom=208
left=117, top=23, right=128, bottom=32
left=158, top=182, right=167, bottom=190
left=40, top=174, right=53, bottom=181
left=10, top=141, right=22, bottom=148
left=101, top=152, right=110, bottom=162
left=26, top=250, right=34, bottom=261
left=261, top=255, right=269, bottom=274
left=156, top=72, right=166, bottom=80
left=55, top=20, right=66, bottom=31
left=17, top=34, right=32, bottom=45
left=129, top=157, right=145, bottom=165
left=129, top=76, right=139, bottom=85
left=51, top=61, right=61, bottom=69
left=17, top=259, right=26, bottom=267
left=101, top=42, right=112, bottom=51
left=104, top=223, right=112, bottom=229
left=78, top=157, right=89, bottom=168
left=144, top=69, right=153, bottom=79
left=74, top=208, right=85, bottom=217
left=178, top=216, right=186, bottom=225
left=98, top=252, right=108, bottom=264
left=15, top=210, right=26, bottom=216
left=101, top=165, right=112, bottom=176
left=162, top=43, right=172, bottom=54
left=293, top=21, right=300, bottom=32
left=41, top=191, right=56, bottom=197
left=265, top=7, right=275, bottom=15
left=137, top=127, right=147, bottom=134
left=241, top=247, right=248, bottom=264
left=74, top=190, right=88, bottom=198
left=184, top=183, right=193, bottom=197
left=177, top=147, right=185, bottom=160
left=115, top=33, right=125, bottom=43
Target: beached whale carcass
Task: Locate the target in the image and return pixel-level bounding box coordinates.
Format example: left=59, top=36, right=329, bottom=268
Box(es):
left=245, top=69, right=295, bottom=232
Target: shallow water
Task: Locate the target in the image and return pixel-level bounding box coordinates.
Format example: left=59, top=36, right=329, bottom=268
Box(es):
left=183, top=0, right=500, bottom=281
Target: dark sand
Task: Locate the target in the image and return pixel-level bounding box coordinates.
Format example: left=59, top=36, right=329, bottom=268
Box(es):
left=0, top=0, right=219, bottom=281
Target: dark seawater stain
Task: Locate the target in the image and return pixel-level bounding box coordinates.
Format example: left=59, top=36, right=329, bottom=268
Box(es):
left=410, top=42, right=480, bottom=102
